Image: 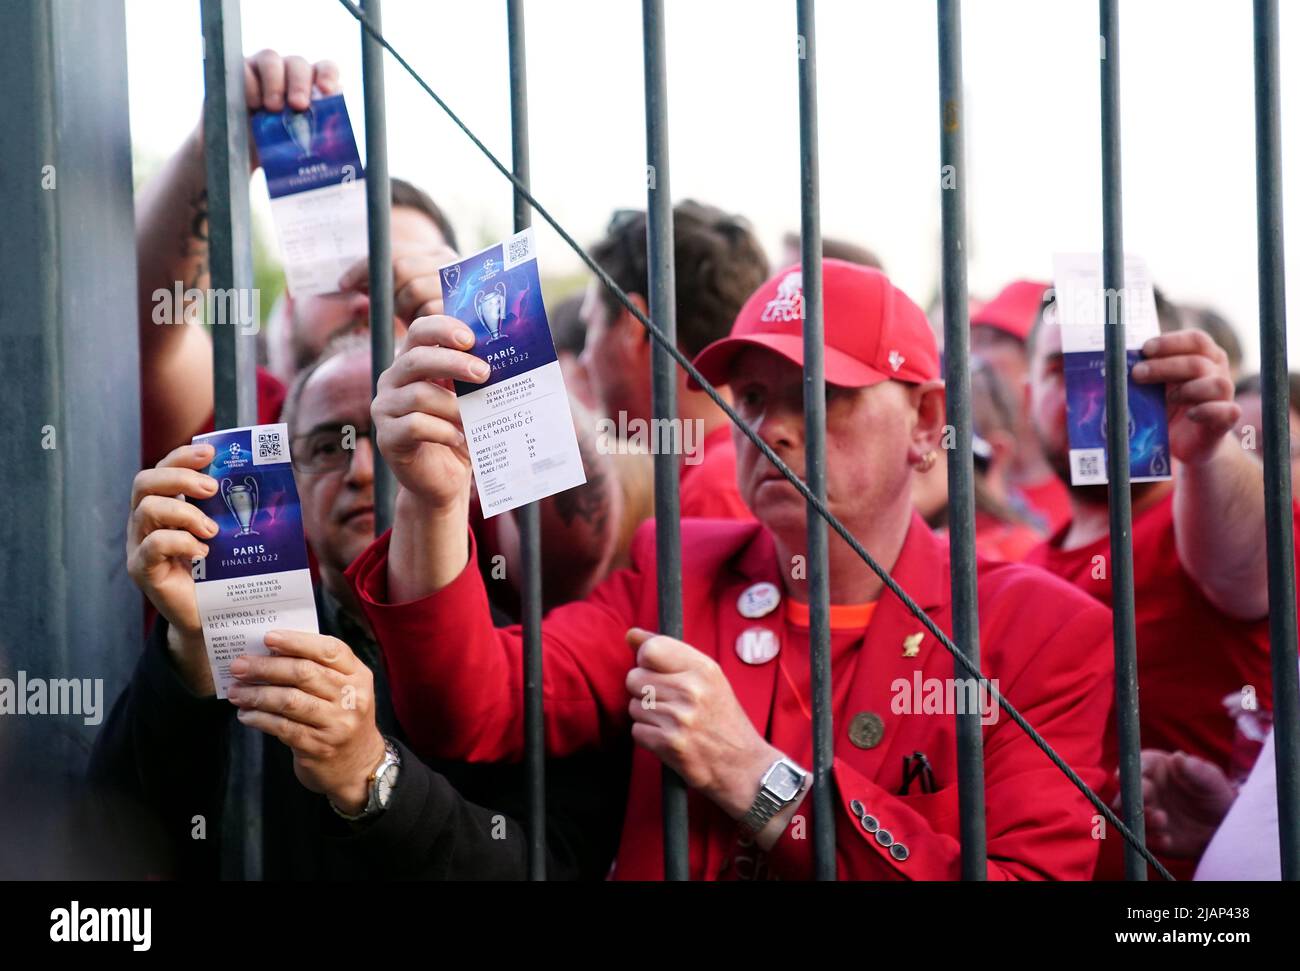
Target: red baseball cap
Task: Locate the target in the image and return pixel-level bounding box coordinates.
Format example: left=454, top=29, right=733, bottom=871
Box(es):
left=689, top=259, right=940, bottom=390
left=969, top=280, right=1050, bottom=342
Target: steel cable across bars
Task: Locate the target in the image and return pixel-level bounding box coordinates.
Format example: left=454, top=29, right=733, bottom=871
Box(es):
left=334, top=0, right=1174, bottom=880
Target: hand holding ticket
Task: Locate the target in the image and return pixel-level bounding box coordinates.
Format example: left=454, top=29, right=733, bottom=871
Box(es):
left=435, top=228, right=587, bottom=516
left=1053, top=253, right=1171, bottom=486
left=371, top=229, right=586, bottom=519
left=251, top=93, right=367, bottom=298
left=187, top=423, right=320, bottom=699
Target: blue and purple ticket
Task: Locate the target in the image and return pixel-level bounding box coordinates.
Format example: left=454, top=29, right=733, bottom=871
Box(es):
left=189, top=423, right=319, bottom=699
left=1053, top=253, right=1171, bottom=486
left=438, top=228, right=587, bottom=516
left=250, top=93, right=367, bottom=298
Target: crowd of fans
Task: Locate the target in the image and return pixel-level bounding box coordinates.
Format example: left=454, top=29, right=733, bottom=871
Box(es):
left=87, top=49, right=1295, bottom=881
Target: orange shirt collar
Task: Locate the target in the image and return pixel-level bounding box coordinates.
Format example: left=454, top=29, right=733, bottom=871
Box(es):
left=785, top=598, right=878, bottom=630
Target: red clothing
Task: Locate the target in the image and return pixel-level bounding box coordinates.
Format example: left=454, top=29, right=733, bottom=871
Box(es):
left=197, top=366, right=287, bottom=433
left=1017, top=475, right=1073, bottom=535
left=1026, top=491, right=1277, bottom=772
left=1027, top=491, right=1286, bottom=879
left=974, top=511, right=1042, bottom=563
left=679, top=425, right=753, bottom=520
left=769, top=601, right=878, bottom=773
left=349, top=514, right=1115, bottom=881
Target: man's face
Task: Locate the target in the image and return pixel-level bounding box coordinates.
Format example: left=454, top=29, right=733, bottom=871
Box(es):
left=729, top=346, right=922, bottom=545
left=1027, top=309, right=1073, bottom=484
left=1235, top=391, right=1300, bottom=484
left=578, top=278, right=647, bottom=421
left=292, top=351, right=376, bottom=577
left=288, top=205, right=448, bottom=377
left=970, top=325, right=1029, bottom=397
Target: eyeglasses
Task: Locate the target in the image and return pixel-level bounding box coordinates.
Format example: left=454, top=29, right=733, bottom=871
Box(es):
left=291, top=425, right=373, bottom=475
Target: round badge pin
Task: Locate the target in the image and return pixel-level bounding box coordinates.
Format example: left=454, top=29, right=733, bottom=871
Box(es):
left=735, top=627, right=780, bottom=665
left=737, top=581, right=781, bottom=619
left=848, top=711, right=886, bottom=750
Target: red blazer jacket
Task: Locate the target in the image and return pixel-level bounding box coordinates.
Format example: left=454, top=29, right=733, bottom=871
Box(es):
left=348, top=514, right=1115, bottom=880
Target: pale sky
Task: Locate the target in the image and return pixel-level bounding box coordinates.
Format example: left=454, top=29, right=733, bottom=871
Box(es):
left=125, top=0, right=1299, bottom=370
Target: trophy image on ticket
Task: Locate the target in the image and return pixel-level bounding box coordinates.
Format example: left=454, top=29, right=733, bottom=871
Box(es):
left=190, top=423, right=319, bottom=699
left=475, top=282, right=509, bottom=342
left=284, top=107, right=316, bottom=159
left=221, top=476, right=260, bottom=537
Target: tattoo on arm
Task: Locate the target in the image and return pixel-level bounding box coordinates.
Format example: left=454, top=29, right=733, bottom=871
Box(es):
left=182, top=188, right=210, bottom=292
left=555, top=432, right=611, bottom=537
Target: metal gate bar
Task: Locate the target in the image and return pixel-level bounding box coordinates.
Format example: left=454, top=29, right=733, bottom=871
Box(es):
left=641, top=0, right=689, bottom=881
left=506, top=0, right=548, bottom=881
left=1251, top=0, right=1300, bottom=882
left=198, top=0, right=262, bottom=882
left=794, top=0, right=835, bottom=881
left=1098, top=0, right=1148, bottom=881
left=937, top=0, right=988, bottom=881
left=360, top=0, right=396, bottom=532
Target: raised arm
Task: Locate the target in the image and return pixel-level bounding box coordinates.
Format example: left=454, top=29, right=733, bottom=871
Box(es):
left=136, top=51, right=339, bottom=466
left=359, top=314, right=643, bottom=762
left=1133, top=330, right=1270, bottom=619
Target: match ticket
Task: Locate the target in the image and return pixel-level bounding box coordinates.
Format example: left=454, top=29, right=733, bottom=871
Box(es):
left=251, top=93, right=368, bottom=298
left=438, top=227, right=587, bottom=517
left=1053, top=253, right=1171, bottom=486
left=189, top=424, right=319, bottom=699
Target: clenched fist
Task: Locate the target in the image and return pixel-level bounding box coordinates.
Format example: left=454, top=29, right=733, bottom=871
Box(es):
left=624, top=628, right=782, bottom=821
left=1132, top=329, right=1240, bottom=467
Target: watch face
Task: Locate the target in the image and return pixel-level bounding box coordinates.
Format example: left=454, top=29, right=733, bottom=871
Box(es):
left=376, top=762, right=399, bottom=808
left=767, top=762, right=805, bottom=801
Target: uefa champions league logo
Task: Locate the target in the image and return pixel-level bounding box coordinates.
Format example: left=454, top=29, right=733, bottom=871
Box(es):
left=474, top=283, right=509, bottom=343
left=221, top=476, right=260, bottom=537
left=442, top=264, right=461, bottom=295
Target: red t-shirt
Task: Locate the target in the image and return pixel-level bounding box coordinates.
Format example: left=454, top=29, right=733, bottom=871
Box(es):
left=974, top=511, right=1043, bottom=563
left=1017, top=475, right=1073, bottom=535
left=679, top=425, right=753, bottom=521
left=717, top=599, right=879, bottom=881
left=1026, top=490, right=1276, bottom=773
left=769, top=600, right=878, bottom=768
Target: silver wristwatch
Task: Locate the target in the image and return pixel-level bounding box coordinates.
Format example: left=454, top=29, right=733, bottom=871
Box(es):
left=739, top=757, right=809, bottom=836
left=331, top=737, right=402, bottom=822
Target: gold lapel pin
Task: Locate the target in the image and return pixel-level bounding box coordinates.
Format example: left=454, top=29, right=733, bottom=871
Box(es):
left=902, top=632, right=923, bottom=658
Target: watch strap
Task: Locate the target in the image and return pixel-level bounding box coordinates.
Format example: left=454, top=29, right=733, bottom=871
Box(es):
left=330, top=737, right=401, bottom=822
left=739, top=758, right=807, bottom=836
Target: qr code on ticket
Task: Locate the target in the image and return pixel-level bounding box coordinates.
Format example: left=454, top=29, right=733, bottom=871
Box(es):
left=505, top=232, right=532, bottom=268
left=1070, top=447, right=1106, bottom=485
left=255, top=427, right=287, bottom=463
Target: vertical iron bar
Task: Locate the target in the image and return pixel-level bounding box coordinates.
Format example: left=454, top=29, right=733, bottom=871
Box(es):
left=796, top=0, right=834, bottom=881
left=360, top=0, right=396, bottom=534
left=937, top=0, right=987, bottom=881
left=642, top=0, right=688, bottom=880
left=1252, top=0, right=1300, bottom=881
left=200, top=0, right=262, bottom=881
left=507, top=0, right=547, bottom=881
left=1099, top=0, right=1146, bottom=881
